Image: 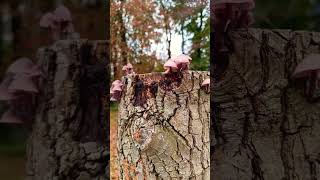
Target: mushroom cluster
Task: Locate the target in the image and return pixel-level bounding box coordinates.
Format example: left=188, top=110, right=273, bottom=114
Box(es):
left=292, top=53, right=320, bottom=101
left=110, top=80, right=123, bottom=102
left=39, top=5, right=79, bottom=41
left=0, top=57, right=43, bottom=124
left=110, top=63, right=136, bottom=102
left=163, top=54, right=191, bottom=74
left=122, top=63, right=135, bottom=76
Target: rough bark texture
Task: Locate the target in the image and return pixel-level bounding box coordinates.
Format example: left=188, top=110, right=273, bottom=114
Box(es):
left=25, top=40, right=109, bottom=180
left=118, top=71, right=210, bottom=179
left=211, top=28, right=320, bottom=180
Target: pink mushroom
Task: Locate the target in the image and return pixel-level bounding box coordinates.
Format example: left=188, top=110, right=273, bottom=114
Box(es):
left=27, top=65, right=44, bottom=78
left=172, top=54, right=191, bottom=71
left=292, top=54, right=320, bottom=79
left=0, top=109, right=23, bottom=124
left=110, top=80, right=123, bottom=101
left=53, top=5, right=74, bottom=36
left=54, top=5, right=72, bottom=22
left=39, top=12, right=56, bottom=29
left=122, top=63, right=135, bottom=75
left=163, top=60, right=178, bottom=74
left=201, top=78, right=210, bottom=93
left=6, top=57, right=34, bottom=75
left=0, top=85, right=15, bottom=101
left=292, top=54, right=320, bottom=100
left=8, top=74, right=39, bottom=93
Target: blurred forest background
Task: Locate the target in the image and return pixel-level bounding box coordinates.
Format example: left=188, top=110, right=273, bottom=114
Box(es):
left=0, top=0, right=105, bottom=179
left=110, top=0, right=210, bottom=81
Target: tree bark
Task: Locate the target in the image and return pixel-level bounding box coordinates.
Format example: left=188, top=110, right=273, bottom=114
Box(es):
left=117, top=71, right=210, bottom=179
left=25, top=40, right=109, bottom=180
left=211, top=28, right=320, bottom=180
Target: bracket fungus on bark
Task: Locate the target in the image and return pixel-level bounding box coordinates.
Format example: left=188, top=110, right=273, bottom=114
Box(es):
left=292, top=53, right=320, bottom=102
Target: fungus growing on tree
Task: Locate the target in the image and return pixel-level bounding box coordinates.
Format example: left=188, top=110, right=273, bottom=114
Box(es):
left=8, top=74, right=39, bottom=93
left=53, top=5, right=74, bottom=37
left=40, top=5, right=79, bottom=41
left=39, top=12, right=56, bottom=29
left=122, top=63, right=135, bottom=75
left=292, top=53, right=320, bottom=101
left=163, top=60, right=178, bottom=74
left=171, top=54, right=191, bottom=71
left=110, top=80, right=123, bottom=101
left=6, top=57, right=34, bottom=75
left=0, top=57, right=43, bottom=125
left=201, top=78, right=210, bottom=93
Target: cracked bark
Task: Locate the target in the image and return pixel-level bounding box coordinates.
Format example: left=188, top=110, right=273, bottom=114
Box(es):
left=211, top=28, right=320, bottom=180
left=117, top=71, right=210, bottom=179
left=25, top=40, right=109, bottom=180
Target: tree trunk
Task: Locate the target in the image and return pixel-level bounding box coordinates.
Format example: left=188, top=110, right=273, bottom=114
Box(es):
left=117, top=71, right=210, bottom=179
left=211, top=28, right=320, bottom=179
left=25, top=40, right=109, bottom=180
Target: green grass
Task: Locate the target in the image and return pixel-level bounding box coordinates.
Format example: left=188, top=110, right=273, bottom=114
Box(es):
left=110, top=102, right=119, bottom=112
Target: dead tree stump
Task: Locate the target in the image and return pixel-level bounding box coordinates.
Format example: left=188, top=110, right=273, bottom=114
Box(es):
left=212, top=28, right=320, bottom=179
left=25, top=40, right=109, bottom=180
left=117, top=71, right=210, bottom=179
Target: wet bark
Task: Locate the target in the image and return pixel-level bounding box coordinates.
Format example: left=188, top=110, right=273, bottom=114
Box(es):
left=25, top=40, right=109, bottom=180
left=117, top=71, right=210, bottom=179
left=211, top=28, right=320, bottom=180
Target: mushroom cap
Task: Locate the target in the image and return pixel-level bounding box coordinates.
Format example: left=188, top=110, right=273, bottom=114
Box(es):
left=112, top=80, right=123, bottom=86
left=8, top=74, right=39, bottom=93
left=201, top=78, right=210, bottom=86
left=27, top=65, right=43, bottom=78
left=164, top=60, right=178, bottom=69
left=6, top=57, right=35, bottom=75
left=122, top=63, right=133, bottom=71
left=53, top=5, right=72, bottom=22
left=39, top=12, right=56, bottom=28
left=0, top=110, right=23, bottom=124
left=126, top=63, right=133, bottom=69
left=122, top=65, right=128, bottom=71
left=173, top=54, right=192, bottom=64
left=292, top=54, right=320, bottom=79
left=112, top=85, right=122, bottom=92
